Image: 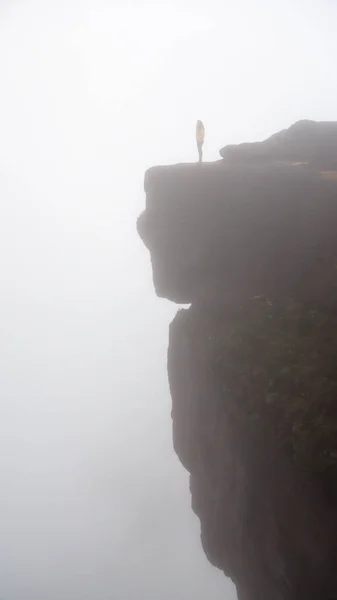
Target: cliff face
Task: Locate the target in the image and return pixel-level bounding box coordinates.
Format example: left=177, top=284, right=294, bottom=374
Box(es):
left=137, top=121, right=337, bottom=600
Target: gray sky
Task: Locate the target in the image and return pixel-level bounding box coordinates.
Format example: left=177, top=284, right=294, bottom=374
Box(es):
left=0, top=1, right=336, bottom=599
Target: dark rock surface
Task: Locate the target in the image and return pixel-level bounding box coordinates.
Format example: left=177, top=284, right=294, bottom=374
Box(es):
left=219, top=120, right=337, bottom=170
left=137, top=121, right=337, bottom=599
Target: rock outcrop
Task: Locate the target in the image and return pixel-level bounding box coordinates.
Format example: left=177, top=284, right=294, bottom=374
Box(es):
left=137, top=121, right=337, bottom=600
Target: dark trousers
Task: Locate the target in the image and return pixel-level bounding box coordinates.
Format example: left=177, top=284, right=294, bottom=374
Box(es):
left=197, top=141, right=203, bottom=162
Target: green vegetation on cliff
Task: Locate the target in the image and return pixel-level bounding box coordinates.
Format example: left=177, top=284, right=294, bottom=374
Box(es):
left=183, top=297, right=337, bottom=498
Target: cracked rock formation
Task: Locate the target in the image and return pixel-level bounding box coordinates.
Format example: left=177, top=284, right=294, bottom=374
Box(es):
left=137, top=121, right=337, bottom=600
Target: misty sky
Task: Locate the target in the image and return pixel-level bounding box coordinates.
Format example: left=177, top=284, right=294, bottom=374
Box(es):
left=0, top=1, right=336, bottom=599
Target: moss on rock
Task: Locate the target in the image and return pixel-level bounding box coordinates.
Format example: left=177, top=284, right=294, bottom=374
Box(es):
left=183, top=297, right=337, bottom=498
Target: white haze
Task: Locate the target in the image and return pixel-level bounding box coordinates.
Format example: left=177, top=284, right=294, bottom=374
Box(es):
left=0, top=0, right=336, bottom=598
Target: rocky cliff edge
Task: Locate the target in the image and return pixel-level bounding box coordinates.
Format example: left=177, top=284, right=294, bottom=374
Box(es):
left=137, top=120, right=337, bottom=600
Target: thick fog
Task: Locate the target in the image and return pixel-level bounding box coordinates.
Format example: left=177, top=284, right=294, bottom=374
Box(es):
left=0, top=1, right=336, bottom=599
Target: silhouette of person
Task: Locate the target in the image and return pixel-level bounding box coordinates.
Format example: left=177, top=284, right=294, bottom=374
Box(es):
left=196, top=120, right=205, bottom=163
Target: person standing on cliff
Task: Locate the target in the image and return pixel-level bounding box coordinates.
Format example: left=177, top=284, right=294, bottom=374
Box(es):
left=196, top=120, right=205, bottom=162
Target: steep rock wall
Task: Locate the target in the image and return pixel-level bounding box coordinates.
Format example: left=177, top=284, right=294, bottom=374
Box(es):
left=137, top=121, right=337, bottom=599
